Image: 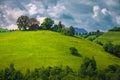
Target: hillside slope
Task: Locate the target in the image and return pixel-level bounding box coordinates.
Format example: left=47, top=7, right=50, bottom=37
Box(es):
left=0, top=31, right=120, bottom=71
left=95, top=31, right=120, bottom=45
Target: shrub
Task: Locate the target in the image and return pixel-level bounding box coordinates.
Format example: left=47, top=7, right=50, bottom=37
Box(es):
left=69, top=47, right=81, bottom=57
left=96, top=41, right=103, bottom=46
left=109, top=27, right=120, bottom=31
left=79, top=57, right=97, bottom=78
left=103, top=42, right=114, bottom=53
left=103, top=42, right=120, bottom=58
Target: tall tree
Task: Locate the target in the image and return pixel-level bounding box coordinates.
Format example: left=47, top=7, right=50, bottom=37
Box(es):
left=41, top=18, right=54, bottom=30
left=69, top=26, right=75, bottom=36
left=16, top=16, right=29, bottom=30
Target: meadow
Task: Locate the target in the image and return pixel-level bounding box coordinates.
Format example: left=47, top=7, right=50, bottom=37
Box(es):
left=0, top=31, right=120, bottom=72
left=95, top=31, right=120, bottom=45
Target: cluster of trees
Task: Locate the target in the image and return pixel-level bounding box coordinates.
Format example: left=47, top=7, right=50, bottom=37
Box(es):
left=79, top=57, right=96, bottom=78
left=0, top=64, right=76, bottom=80
left=81, top=30, right=104, bottom=41
left=17, top=16, right=40, bottom=30
left=79, top=57, right=120, bottom=80
left=17, top=16, right=75, bottom=36
left=0, top=57, right=120, bottom=80
left=103, top=42, right=120, bottom=58
left=0, top=28, right=13, bottom=33
left=109, top=27, right=120, bottom=31
left=88, top=30, right=104, bottom=37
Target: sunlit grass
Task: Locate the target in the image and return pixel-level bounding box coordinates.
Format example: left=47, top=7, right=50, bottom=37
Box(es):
left=0, top=30, right=120, bottom=72
left=95, top=31, right=120, bottom=45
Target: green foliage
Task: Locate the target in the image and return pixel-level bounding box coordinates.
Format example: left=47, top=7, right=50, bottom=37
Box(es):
left=79, top=57, right=97, bottom=78
left=103, top=64, right=120, bottom=80
left=0, top=28, right=10, bottom=33
left=16, top=15, right=29, bottom=30
left=103, top=42, right=120, bottom=57
left=69, top=26, right=75, bottom=36
left=16, top=16, right=40, bottom=31
left=61, top=26, right=75, bottom=36
left=87, top=36, right=96, bottom=41
left=52, top=24, right=59, bottom=32
left=96, top=41, right=103, bottom=46
left=109, top=27, right=120, bottom=31
left=41, top=18, right=54, bottom=30
left=0, top=31, right=120, bottom=71
left=52, top=24, right=63, bottom=32
left=0, top=64, right=76, bottom=80
left=28, top=18, right=40, bottom=30
left=103, top=42, right=114, bottom=53
left=94, top=32, right=120, bottom=45
left=69, top=47, right=81, bottom=57
left=80, top=30, right=103, bottom=42
left=0, top=59, right=120, bottom=80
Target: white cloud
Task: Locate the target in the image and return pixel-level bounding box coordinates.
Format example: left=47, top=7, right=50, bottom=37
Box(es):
left=47, top=3, right=66, bottom=18
left=92, top=5, right=100, bottom=18
left=116, top=16, right=120, bottom=25
left=0, top=5, right=26, bottom=29
left=2, top=5, right=26, bottom=19
left=7, top=24, right=17, bottom=30
left=26, top=3, right=37, bottom=15
left=105, top=0, right=117, bottom=6
left=101, top=8, right=108, bottom=15
left=0, top=0, right=120, bottom=31
left=25, top=2, right=45, bottom=15
left=36, top=15, right=46, bottom=24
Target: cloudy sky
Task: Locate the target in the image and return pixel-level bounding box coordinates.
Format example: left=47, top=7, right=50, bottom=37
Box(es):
left=0, top=0, right=120, bottom=31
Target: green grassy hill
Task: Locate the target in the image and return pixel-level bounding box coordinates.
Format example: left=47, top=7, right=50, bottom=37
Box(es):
left=0, top=31, right=120, bottom=71
left=95, top=31, right=120, bottom=45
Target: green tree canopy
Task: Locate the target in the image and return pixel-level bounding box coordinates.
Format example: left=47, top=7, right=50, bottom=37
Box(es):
left=16, top=15, right=29, bottom=30
left=41, top=18, right=54, bottom=30
left=68, top=26, right=75, bottom=36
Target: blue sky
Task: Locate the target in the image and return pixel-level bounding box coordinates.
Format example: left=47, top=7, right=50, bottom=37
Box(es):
left=0, top=0, right=120, bottom=31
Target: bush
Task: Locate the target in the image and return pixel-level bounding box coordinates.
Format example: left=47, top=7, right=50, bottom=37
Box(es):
left=69, top=47, right=81, bottom=57
left=79, top=57, right=97, bottom=78
left=103, top=42, right=114, bottom=53
left=109, top=27, right=120, bottom=31
left=96, top=41, right=103, bottom=46
left=103, top=42, right=120, bottom=58
left=1, top=60, right=120, bottom=80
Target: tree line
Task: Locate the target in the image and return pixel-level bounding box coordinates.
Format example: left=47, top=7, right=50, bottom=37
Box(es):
left=109, top=27, right=120, bottom=31
left=16, top=16, right=75, bottom=36
left=103, top=42, right=120, bottom=58
left=0, top=57, right=120, bottom=80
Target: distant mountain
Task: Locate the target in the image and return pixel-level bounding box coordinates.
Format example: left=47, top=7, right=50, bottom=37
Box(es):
left=74, top=27, right=88, bottom=34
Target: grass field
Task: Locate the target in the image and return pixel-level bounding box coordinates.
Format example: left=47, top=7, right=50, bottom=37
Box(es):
left=0, top=31, right=120, bottom=72
left=95, top=31, right=120, bottom=45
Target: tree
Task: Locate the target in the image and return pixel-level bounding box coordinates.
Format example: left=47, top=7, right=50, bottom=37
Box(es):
left=41, top=18, right=54, bottom=30
left=28, top=18, right=40, bottom=30
left=79, top=57, right=97, bottom=78
left=109, top=27, right=120, bottom=31
left=16, top=16, right=29, bottom=30
left=103, top=42, right=120, bottom=57
left=52, top=24, right=59, bottom=32
left=57, top=21, right=64, bottom=32
left=69, top=47, right=81, bottom=56
left=68, top=26, right=75, bottom=36
left=52, top=21, right=65, bottom=32
left=103, top=42, right=114, bottom=53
